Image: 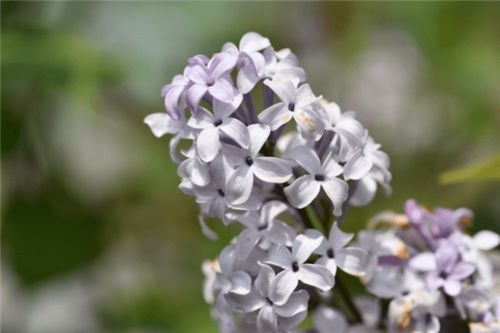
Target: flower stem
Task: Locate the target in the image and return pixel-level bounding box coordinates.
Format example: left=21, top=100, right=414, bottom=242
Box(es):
left=335, top=275, right=363, bottom=323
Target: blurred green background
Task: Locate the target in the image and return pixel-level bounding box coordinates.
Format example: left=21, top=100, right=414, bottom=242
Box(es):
left=2, top=2, right=499, bottom=333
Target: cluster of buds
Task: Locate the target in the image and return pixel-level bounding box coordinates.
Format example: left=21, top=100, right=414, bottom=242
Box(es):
left=144, top=33, right=499, bottom=333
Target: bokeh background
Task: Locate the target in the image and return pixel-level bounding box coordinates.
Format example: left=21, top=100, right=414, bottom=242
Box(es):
left=2, top=2, right=499, bottom=333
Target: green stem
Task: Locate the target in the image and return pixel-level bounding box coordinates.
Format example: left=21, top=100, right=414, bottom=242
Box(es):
left=335, top=275, right=363, bottom=323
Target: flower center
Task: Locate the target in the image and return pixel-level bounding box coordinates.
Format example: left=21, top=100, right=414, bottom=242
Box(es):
left=257, top=223, right=268, bottom=231
left=266, top=297, right=273, bottom=305
left=315, top=174, right=325, bottom=182
left=288, top=102, right=295, bottom=112
left=439, top=271, right=448, bottom=279
left=326, top=248, right=334, bottom=258
left=245, top=156, right=254, bottom=166
left=213, top=119, right=223, bottom=127
left=292, top=261, right=299, bottom=272
left=217, top=189, right=225, bottom=197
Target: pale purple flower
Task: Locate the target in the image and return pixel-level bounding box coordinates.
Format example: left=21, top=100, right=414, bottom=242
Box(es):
left=266, top=233, right=335, bottom=305
left=259, top=76, right=324, bottom=139
left=232, top=201, right=296, bottom=259
left=225, top=264, right=309, bottom=333
left=223, top=32, right=271, bottom=93
left=161, top=74, right=189, bottom=119
left=312, top=222, right=368, bottom=277
left=284, top=146, right=348, bottom=216
left=187, top=96, right=249, bottom=162
left=195, top=156, right=260, bottom=221
left=263, top=47, right=306, bottom=84
left=214, top=245, right=252, bottom=296
left=410, top=240, right=476, bottom=296
left=185, top=51, right=240, bottom=113
left=225, top=124, right=293, bottom=205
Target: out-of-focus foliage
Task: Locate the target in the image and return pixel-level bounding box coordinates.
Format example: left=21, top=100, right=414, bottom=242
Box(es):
left=1, top=2, right=499, bottom=333
left=440, top=154, right=500, bottom=185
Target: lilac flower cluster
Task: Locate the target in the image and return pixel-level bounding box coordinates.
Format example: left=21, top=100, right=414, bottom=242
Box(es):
left=354, top=200, right=500, bottom=333
left=144, top=32, right=499, bottom=333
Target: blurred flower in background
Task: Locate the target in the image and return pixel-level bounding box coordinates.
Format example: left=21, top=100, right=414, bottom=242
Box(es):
left=1, top=2, right=499, bottom=333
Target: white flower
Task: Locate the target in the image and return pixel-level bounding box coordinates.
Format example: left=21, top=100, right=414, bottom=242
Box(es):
left=187, top=96, right=249, bottom=162
left=310, top=222, right=368, bottom=277
left=232, top=201, right=297, bottom=259
left=266, top=233, right=335, bottom=305
left=226, top=32, right=271, bottom=94
left=225, top=124, right=293, bottom=205
left=259, top=76, right=324, bottom=139
left=195, top=156, right=260, bottom=221
left=225, top=264, right=309, bottom=333
left=284, top=146, right=348, bottom=216
left=214, top=245, right=252, bottom=296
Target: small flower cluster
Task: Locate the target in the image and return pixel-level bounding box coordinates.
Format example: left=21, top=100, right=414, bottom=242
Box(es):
left=352, top=199, right=500, bottom=333
left=144, top=32, right=499, bottom=333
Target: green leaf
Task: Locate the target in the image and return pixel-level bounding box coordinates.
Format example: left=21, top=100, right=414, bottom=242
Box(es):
left=439, top=154, right=500, bottom=185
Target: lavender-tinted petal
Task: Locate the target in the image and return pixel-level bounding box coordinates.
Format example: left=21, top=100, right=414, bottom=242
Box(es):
left=257, top=305, right=277, bottom=333
left=292, top=233, right=324, bottom=263
left=274, top=289, right=309, bottom=317
left=336, top=247, right=368, bottom=277
left=284, top=175, right=321, bottom=209
left=239, top=32, right=271, bottom=53
left=329, top=222, right=354, bottom=251
left=269, top=269, right=299, bottom=305
left=286, top=145, right=322, bottom=175
left=443, top=278, right=461, bottom=296
left=196, top=126, right=220, bottom=162
left=209, top=80, right=235, bottom=103
left=248, top=123, right=271, bottom=156
left=297, top=263, right=334, bottom=291
left=343, top=150, right=373, bottom=181
left=264, top=75, right=296, bottom=103
left=186, top=84, right=207, bottom=114
left=258, top=102, right=292, bottom=131
left=448, top=262, right=475, bottom=281
left=220, top=118, right=250, bottom=149
left=409, top=252, right=437, bottom=272
left=236, top=228, right=260, bottom=259
left=321, top=178, right=349, bottom=216
left=255, top=264, right=275, bottom=298
left=224, top=290, right=265, bottom=313
left=253, top=157, right=292, bottom=183
left=227, top=165, right=254, bottom=205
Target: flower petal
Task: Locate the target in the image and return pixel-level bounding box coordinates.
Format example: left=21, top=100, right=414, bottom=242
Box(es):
left=321, top=178, right=349, bottom=216
left=236, top=229, right=260, bottom=259
left=297, top=263, right=334, bottom=291
left=237, top=64, right=260, bottom=94
left=196, top=126, right=221, bottom=162
left=336, top=247, right=368, bottom=277
left=261, top=201, right=288, bottom=225
left=258, top=102, right=292, bottom=131
left=266, top=221, right=296, bottom=247
left=186, top=84, right=208, bottom=114
left=224, top=290, right=265, bottom=312
left=316, top=256, right=338, bottom=277
left=284, top=175, right=320, bottom=209
left=293, top=233, right=324, bottom=263
left=253, top=157, right=292, bottom=183
left=287, top=145, right=322, bottom=175
left=144, top=113, right=183, bottom=138
left=244, top=125, right=269, bottom=158
left=314, top=307, right=348, bottom=333
left=229, top=271, right=252, bottom=295
left=239, top=32, right=271, bottom=53
left=209, top=80, right=235, bottom=103
left=473, top=231, right=499, bottom=251
left=220, top=118, right=250, bottom=149
left=255, top=264, right=275, bottom=298
left=274, top=290, right=309, bottom=317
left=257, top=305, right=277, bottom=333
left=329, top=222, right=354, bottom=251
left=443, top=278, right=461, bottom=296
left=264, top=75, right=297, bottom=103
left=227, top=165, right=254, bottom=205
left=448, top=262, right=475, bottom=281
left=266, top=244, right=293, bottom=269
left=409, top=252, right=437, bottom=272
left=343, top=150, right=373, bottom=180
left=269, top=269, right=299, bottom=306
